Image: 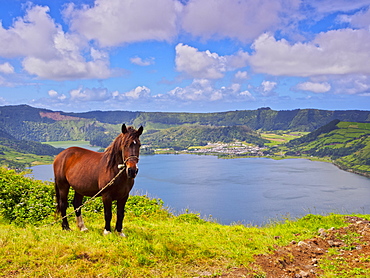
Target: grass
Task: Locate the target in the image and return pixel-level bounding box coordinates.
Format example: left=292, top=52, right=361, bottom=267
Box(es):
left=0, top=208, right=353, bottom=277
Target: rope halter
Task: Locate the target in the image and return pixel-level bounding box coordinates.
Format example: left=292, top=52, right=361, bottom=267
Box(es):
left=118, top=155, right=139, bottom=169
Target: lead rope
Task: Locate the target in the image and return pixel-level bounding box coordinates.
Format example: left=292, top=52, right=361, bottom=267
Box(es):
left=46, top=156, right=138, bottom=227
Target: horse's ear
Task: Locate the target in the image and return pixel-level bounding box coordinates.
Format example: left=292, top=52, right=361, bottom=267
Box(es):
left=121, top=124, right=127, bottom=134
left=137, top=126, right=143, bottom=136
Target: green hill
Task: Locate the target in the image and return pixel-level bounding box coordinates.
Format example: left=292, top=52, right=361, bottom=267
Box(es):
left=285, top=121, right=370, bottom=177
left=141, top=124, right=268, bottom=150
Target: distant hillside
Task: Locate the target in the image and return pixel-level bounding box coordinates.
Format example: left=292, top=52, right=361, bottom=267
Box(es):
left=141, top=125, right=268, bottom=150
left=63, top=110, right=139, bottom=125
left=0, top=105, right=369, bottom=154
left=131, top=107, right=370, bottom=131
left=1, top=105, right=370, bottom=141
left=284, top=121, right=370, bottom=177
left=0, top=104, right=369, bottom=174
left=0, top=105, right=120, bottom=142
left=0, top=128, right=64, bottom=170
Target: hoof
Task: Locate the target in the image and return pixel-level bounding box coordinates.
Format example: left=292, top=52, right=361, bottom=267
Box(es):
left=80, top=227, right=88, bottom=232
left=118, top=232, right=126, bottom=237
left=103, top=229, right=111, bottom=235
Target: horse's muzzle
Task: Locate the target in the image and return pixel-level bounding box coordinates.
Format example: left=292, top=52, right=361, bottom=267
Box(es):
left=127, top=167, right=139, bottom=178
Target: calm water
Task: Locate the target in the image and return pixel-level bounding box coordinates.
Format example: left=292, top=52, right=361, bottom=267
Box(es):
left=28, top=154, right=370, bottom=225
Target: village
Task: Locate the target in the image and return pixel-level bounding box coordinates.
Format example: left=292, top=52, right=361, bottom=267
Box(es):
left=186, top=142, right=266, bottom=156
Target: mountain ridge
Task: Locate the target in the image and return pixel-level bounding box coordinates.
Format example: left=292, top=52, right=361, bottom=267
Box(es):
left=1, top=105, right=370, bottom=138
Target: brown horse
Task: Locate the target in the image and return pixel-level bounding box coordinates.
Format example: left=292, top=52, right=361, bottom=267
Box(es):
left=53, top=124, right=143, bottom=236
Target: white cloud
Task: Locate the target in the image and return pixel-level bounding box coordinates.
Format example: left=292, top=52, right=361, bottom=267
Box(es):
left=169, top=79, right=214, bottom=101
left=331, top=75, right=370, bottom=95
left=0, top=76, right=13, bottom=87
left=0, top=5, right=60, bottom=59
left=175, top=43, right=226, bottom=79
left=130, top=56, right=155, bottom=66
left=113, top=86, right=151, bottom=100
left=0, top=62, right=14, bottom=74
left=234, top=71, right=249, bottom=80
left=0, top=4, right=115, bottom=81
left=227, top=51, right=250, bottom=69
left=307, top=0, right=370, bottom=14
left=48, top=90, right=58, bottom=97
left=48, top=90, right=67, bottom=100
left=240, top=90, right=254, bottom=99
left=296, top=82, right=331, bottom=93
left=64, top=0, right=181, bottom=47
left=182, top=0, right=300, bottom=42
left=249, top=29, right=370, bottom=76
left=260, top=80, right=277, bottom=96
left=70, top=87, right=110, bottom=101
left=90, top=48, right=108, bottom=60
left=175, top=44, right=249, bottom=79
left=23, top=56, right=112, bottom=81
left=339, top=8, right=370, bottom=29
left=168, top=79, right=255, bottom=102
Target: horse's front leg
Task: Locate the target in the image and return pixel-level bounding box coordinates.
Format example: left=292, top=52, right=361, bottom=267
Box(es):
left=102, top=195, right=113, bottom=235
left=116, top=195, right=129, bottom=237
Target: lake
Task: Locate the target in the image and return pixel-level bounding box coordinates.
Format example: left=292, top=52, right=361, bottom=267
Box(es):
left=27, top=154, right=370, bottom=226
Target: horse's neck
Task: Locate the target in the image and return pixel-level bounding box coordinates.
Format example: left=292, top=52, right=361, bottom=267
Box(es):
left=103, top=150, right=123, bottom=172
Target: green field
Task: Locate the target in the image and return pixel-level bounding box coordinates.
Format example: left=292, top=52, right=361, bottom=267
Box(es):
left=261, top=131, right=308, bottom=146
left=0, top=150, right=54, bottom=170
left=42, top=140, right=92, bottom=149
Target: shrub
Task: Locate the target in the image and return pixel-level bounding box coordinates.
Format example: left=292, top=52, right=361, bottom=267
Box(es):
left=175, top=213, right=206, bottom=224
left=125, top=195, right=167, bottom=218
left=0, top=168, right=55, bottom=225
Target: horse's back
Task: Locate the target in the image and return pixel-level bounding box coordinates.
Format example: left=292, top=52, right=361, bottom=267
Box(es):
left=54, top=147, right=95, bottom=171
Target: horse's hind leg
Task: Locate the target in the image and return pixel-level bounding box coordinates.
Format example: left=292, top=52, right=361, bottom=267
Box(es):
left=55, top=181, right=70, bottom=230
left=102, top=195, right=113, bottom=235
left=73, top=192, right=88, bottom=232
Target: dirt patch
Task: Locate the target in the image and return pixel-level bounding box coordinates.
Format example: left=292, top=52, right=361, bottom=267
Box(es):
left=221, top=216, right=370, bottom=277
left=39, top=112, right=80, bottom=121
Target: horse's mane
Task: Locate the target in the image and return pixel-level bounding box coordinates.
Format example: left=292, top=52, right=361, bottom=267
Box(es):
left=103, top=127, right=138, bottom=169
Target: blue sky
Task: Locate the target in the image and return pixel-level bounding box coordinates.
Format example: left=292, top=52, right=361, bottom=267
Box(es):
left=0, top=0, right=370, bottom=112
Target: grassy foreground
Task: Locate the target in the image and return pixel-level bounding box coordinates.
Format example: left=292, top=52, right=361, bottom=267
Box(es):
left=0, top=168, right=366, bottom=277
left=0, top=209, right=355, bottom=277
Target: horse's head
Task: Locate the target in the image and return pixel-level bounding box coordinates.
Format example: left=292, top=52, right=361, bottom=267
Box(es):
left=120, top=124, right=143, bottom=178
